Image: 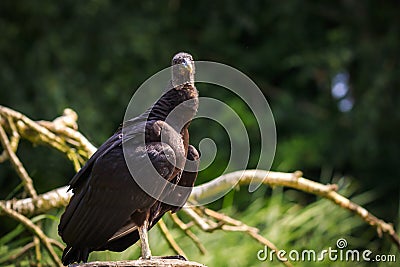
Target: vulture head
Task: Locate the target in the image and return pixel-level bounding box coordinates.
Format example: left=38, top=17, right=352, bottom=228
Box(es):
left=171, top=52, right=195, bottom=88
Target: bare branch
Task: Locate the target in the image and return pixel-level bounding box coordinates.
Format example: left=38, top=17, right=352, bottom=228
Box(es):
left=1, top=105, right=399, bottom=267
left=0, top=105, right=72, bottom=153
left=0, top=117, right=20, bottom=163
left=0, top=124, right=37, bottom=198
left=181, top=207, right=219, bottom=232
left=49, top=238, right=66, bottom=251
left=181, top=206, right=292, bottom=267
left=6, top=241, right=35, bottom=262
left=0, top=186, right=71, bottom=216
left=190, top=169, right=400, bottom=249
left=2, top=237, right=63, bottom=263
left=34, top=235, right=42, bottom=267
left=157, top=218, right=187, bottom=258
left=71, top=259, right=206, bottom=267
left=1, top=170, right=399, bottom=250
left=0, top=105, right=95, bottom=171
left=169, top=213, right=207, bottom=255
left=38, top=108, right=96, bottom=156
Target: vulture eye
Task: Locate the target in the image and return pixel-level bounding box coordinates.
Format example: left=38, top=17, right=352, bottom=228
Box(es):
left=182, top=58, right=193, bottom=72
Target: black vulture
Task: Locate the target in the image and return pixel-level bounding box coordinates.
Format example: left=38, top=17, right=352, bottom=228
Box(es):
left=58, top=52, right=199, bottom=265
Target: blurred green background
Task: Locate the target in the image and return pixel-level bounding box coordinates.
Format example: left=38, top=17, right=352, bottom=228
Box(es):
left=0, top=1, right=399, bottom=266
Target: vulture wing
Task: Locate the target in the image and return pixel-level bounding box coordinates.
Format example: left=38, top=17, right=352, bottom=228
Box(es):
left=99, top=145, right=199, bottom=252
left=58, top=120, right=183, bottom=264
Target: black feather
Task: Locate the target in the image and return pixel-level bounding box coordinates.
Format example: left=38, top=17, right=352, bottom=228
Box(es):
left=58, top=53, right=199, bottom=265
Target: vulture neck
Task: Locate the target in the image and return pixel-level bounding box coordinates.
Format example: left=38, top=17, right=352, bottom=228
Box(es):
left=172, top=73, right=194, bottom=89
left=146, top=83, right=198, bottom=134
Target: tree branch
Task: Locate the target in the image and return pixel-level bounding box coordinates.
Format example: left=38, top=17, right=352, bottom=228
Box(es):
left=0, top=124, right=37, bottom=198
left=1, top=170, right=399, bottom=251
left=180, top=206, right=293, bottom=267
left=169, top=213, right=207, bottom=255
left=7, top=241, right=35, bottom=262
left=0, top=117, right=20, bottom=163
left=0, top=105, right=95, bottom=171
left=0, top=202, right=63, bottom=267
left=190, top=169, right=400, bottom=249
left=1, top=105, right=399, bottom=267
left=70, top=259, right=206, bottom=267
left=157, top=218, right=187, bottom=258
left=0, top=186, right=71, bottom=216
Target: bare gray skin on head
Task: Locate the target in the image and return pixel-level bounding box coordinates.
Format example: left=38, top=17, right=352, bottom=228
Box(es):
left=171, top=52, right=195, bottom=88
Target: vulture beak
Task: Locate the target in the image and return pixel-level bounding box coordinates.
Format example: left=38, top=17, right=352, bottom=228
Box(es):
left=182, top=58, right=193, bottom=74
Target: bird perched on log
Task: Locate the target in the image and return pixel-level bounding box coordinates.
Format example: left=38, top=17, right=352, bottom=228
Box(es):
left=58, top=52, right=199, bottom=265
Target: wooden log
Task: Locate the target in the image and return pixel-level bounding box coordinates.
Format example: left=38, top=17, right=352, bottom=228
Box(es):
left=69, top=259, right=207, bottom=267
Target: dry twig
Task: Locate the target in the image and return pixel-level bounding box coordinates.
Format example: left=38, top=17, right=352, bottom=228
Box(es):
left=7, top=242, right=35, bottom=262
left=190, top=169, right=400, bottom=249
left=0, top=124, right=37, bottom=198
left=0, top=105, right=95, bottom=171
left=157, top=218, right=187, bottom=258
left=0, top=117, right=20, bottom=163
left=169, top=213, right=207, bottom=255
left=180, top=206, right=293, bottom=267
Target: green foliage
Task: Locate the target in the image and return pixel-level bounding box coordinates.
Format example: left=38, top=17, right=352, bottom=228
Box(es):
left=2, top=183, right=395, bottom=266
left=0, top=214, right=60, bottom=266
left=1, top=1, right=399, bottom=196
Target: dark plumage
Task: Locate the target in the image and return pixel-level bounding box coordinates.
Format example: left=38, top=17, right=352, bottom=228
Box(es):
left=58, top=52, right=199, bottom=265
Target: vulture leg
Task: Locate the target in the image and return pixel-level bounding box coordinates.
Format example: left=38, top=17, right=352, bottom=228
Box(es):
left=138, top=220, right=152, bottom=259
